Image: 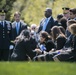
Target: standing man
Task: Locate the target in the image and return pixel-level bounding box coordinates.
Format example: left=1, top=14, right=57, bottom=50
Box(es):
left=9, top=12, right=27, bottom=59
left=62, top=7, right=70, bottom=20
left=0, top=9, right=12, bottom=61
left=11, top=11, right=27, bottom=41
left=37, top=8, right=55, bottom=34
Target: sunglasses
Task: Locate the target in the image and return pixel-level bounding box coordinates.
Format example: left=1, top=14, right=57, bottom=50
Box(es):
left=63, top=12, right=69, bottom=14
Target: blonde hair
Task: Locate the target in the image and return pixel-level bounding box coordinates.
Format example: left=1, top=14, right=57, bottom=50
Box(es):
left=69, top=23, right=76, bottom=35
left=14, top=11, right=21, bottom=16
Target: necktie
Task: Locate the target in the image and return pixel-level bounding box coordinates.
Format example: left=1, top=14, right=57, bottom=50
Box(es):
left=42, top=18, right=48, bottom=31
left=16, top=23, right=19, bottom=35
left=1, top=21, right=4, bottom=27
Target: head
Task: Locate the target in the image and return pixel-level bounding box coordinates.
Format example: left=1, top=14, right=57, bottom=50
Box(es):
left=21, top=29, right=30, bottom=38
left=67, top=19, right=76, bottom=27
left=0, top=9, right=6, bottom=21
left=60, top=17, right=67, bottom=30
left=14, top=11, right=21, bottom=22
left=67, top=19, right=76, bottom=31
left=62, top=7, right=70, bottom=19
left=30, top=24, right=37, bottom=31
left=51, top=26, right=62, bottom=41
left=44, top=8, right=52, bottom=18
left=30, top=30, right=35, bottom=39
left=57, top=14, right=63, bottom=22
left=40, top=31, right=50, bottom=43
left=69, top=23, right=76, bottom=35
left=58, top=26, right=65, bottom=35
left=70, top=8, right=76, bottom=19
left=14, top=29, right=30, bottom=43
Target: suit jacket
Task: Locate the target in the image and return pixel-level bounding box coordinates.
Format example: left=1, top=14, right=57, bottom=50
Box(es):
left=63, top=34, right=73, bottom=49
left=71, top=35, right=76, bottom=53
left=0, top=20, right=12, bottom=49
left=11, top=21, right=27, bottom=40
left=37, top=16, right=55, bottom=34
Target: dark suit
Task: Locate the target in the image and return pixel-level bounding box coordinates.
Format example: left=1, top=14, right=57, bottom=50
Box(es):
left=11, top=21, right=27, bottom=40
left=63, top=34, right=73, bottom=49
left=38, top=16, right=54, bottom=34
left=8, top=21, right=27, bottom=59
left=0, top=20, right=12, bottom=61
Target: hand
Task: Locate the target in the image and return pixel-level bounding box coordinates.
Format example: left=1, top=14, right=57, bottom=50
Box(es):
left=34, top=49, right=42, bottom=54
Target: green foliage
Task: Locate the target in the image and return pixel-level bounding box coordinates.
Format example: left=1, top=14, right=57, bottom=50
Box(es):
left=0, top=0, right=76, bottom=25
left=11, top=0, right=76, bottom=25
left=0, top=0, right=16, bottom=20
left=0, top=62, right=76, bottom=75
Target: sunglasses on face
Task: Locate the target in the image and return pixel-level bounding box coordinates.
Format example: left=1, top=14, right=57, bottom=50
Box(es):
left=63, top=12, right=69, bottom=14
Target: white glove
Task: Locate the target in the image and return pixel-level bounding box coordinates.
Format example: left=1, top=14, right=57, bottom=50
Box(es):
left=9, top=45, right=14, bottom=50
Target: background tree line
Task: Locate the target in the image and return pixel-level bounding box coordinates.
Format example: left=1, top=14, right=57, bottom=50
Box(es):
left=0, top=0, right=76, bottom=26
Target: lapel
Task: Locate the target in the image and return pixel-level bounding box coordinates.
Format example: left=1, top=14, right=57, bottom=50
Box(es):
left=13, top=21, right=17, bottom=35
left=4, top=21, right=7, bottom=30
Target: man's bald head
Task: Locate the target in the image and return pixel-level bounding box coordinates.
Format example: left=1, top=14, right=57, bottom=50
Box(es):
left=44, top=8, right=52, bottom=18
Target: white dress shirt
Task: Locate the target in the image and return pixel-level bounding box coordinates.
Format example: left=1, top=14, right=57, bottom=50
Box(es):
left=42, top=16, right=51, bottom=31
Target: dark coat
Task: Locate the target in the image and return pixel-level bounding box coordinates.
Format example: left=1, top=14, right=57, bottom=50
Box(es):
left=63, top=34, right=73, bottom=49
left=56, top=35, right=66, bottom=50
left=0, top=21, right=12, bottom=49
left=11, top=21, right=27, bottom=40
left=11, top=38, right=37, bottom=61
left=45, top=40, right=56, bottom=52
left=37, top=17, right=55, bottom=34
left=71, top=35, right=76, bottom=53
left=0, top=20, right=12, bottom=61
left=38, top=39, right=56, bottom=52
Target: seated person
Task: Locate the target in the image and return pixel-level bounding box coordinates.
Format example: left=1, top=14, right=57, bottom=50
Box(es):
left=10, top=29, right=37, bottom=61
left=53, top=23, right=76, bottom=62
left=33, top=24, right=75, bottom=61
left=33, top=31, right=56, bottom=61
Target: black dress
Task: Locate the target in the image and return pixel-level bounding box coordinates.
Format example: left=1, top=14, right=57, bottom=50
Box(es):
left=33, top=39, right=56, bottom=61
left=11, top=38, right=37, bottom=61
left=53, top=35, right=76, bottom=62
left=56, top=35, right=66, bottom=50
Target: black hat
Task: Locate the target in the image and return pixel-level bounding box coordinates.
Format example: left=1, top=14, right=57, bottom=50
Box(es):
left=62, top=7, right=70, bottom=10
left=0, top=9, right=7, bottom=15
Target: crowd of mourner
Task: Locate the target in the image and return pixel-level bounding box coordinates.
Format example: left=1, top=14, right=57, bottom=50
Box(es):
left=0, top=7, right=76, bottom=62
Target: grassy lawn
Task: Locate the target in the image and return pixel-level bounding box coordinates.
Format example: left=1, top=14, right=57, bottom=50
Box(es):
left=0, top=62, right=76, bottom=75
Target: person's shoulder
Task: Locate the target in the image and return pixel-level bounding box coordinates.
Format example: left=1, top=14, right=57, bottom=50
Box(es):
left=57, top=34, right=66, bottom=40
left=12, top=21, right=16, bottom=25
left=40, top=18, right=45, bottom=22
left=5, top=20, right=11, bottom=23
left=46, top=39, right=54, bottom=44
left=20, top=20, right=27, bottom=26
left=5, top=20, right=12, bottom=26
left=50, top=16, right=54, bottom=20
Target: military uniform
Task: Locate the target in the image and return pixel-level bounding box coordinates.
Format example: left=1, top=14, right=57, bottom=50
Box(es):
left=0, top=9, right=12, bottom=61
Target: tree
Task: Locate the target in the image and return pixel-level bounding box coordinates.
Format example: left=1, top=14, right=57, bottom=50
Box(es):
left=0, top=0, right=16, bottom=20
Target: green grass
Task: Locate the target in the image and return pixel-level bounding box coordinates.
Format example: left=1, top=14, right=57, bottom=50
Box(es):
left=0, top=62, right=76, bottom=75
